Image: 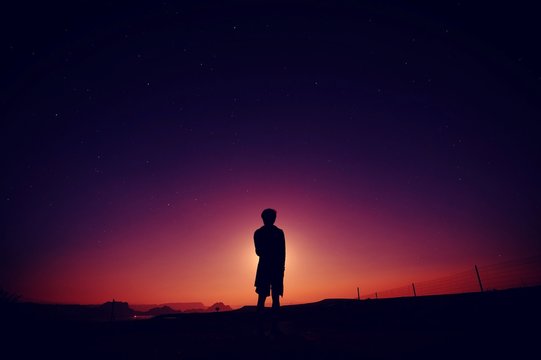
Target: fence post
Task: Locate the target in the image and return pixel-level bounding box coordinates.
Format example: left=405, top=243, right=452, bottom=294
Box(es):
left=357, top=287, right=360, bottom=300
left=475, top=265, right=484, bottom=292
left=412, top=283, right=417, bottom=297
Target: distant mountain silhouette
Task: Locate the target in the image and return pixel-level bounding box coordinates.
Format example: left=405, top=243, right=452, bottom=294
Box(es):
left=207, top=302, right=232, bottom=312
left=1, top=300, right=231, bottom=320
left=184, top=302, right=233, bottom=313
left=140, top=306, right=179, bottom=316
left=162, top=302, right=206, bottom=311
left=131, top=302, right=231, bottom=313
left=0, top=300, right=135, bottom=321
left=99, top=301, right=134, bottom=319
left=131, top=302, right=205, bottom=312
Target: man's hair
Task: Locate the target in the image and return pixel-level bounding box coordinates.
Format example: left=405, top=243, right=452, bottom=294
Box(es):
left=261, top=208, right=277, bottom=225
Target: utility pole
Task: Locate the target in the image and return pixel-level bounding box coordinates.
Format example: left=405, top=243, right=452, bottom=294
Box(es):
left=412, top=283, right=417, bottom=297
left=357, top=287, right=360, bottom=300
left=475, top=265, right=484, bottom=292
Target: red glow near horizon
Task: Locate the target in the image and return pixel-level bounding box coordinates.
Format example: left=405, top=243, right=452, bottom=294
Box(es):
left=11, top=173, right=532, bottom=307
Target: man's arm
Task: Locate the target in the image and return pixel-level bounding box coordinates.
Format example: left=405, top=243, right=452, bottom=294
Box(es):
left=280, top=230, right=286, bottom=270
left=254, top=231, right=261, bottom=257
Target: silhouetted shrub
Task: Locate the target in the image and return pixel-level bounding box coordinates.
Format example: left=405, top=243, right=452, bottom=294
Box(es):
left=0, top=288, right=20, bottom=303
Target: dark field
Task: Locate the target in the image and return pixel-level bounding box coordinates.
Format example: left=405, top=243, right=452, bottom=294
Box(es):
left=3, top=287, right=540, bottom=359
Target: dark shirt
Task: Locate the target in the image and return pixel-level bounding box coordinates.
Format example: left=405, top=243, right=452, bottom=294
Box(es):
left=254, top=225, right=286, bottom=271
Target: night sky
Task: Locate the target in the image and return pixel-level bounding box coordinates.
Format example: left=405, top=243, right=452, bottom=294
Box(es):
left=2, top=1, right=540, bottom=306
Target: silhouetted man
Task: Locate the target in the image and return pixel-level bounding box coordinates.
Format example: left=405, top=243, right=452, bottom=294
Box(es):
left=254, top=208, right=286, bottom=312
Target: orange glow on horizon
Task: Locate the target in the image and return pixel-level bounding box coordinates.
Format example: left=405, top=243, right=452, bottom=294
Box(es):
left=11, top=179, right=535, bottom=307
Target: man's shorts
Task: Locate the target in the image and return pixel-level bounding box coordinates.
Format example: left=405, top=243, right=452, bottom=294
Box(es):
left=255, top=270, right=284, bottom=297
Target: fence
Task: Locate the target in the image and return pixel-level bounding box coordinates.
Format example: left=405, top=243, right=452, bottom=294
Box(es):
left=360, top=254, right=541, bottom=300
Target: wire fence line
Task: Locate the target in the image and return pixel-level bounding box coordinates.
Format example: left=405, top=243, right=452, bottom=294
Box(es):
left=359, top=254, right=541, bottom=300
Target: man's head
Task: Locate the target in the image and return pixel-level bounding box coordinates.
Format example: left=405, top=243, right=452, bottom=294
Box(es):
left=261, top=208, right=277, bottom=226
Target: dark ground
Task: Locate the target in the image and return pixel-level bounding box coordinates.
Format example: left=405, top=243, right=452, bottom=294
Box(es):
left=2, top=287, right=540, bottom=359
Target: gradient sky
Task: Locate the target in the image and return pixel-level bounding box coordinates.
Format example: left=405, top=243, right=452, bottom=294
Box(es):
left=1, top=1, right=540, bottom=306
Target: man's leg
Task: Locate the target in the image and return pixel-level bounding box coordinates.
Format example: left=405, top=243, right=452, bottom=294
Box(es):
left=257, top=294, right=266, bottom=312
left=270, top=291, right=282, bottom=335
left=255, top=293, right=267, bottom=336
left=271, top=293, right=280, bottom=311
left=271, top=276, right=283, bottom=311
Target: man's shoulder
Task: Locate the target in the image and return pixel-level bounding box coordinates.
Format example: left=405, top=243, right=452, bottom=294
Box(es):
left=254, top=226, right=265, bottom=238
left=254, top=225, right=283, bottom=234
left=273, top=225, right=284, bottom=233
